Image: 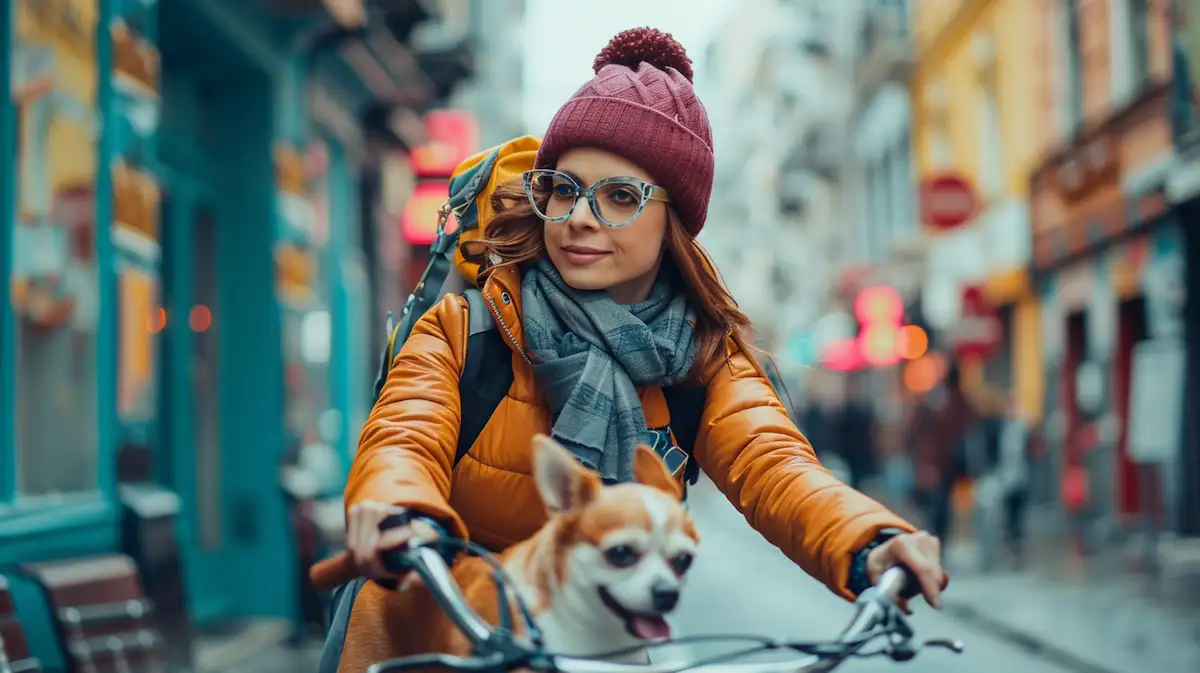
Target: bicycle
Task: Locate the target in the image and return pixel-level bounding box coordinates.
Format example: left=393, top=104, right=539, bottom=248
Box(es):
left=362, top=536, right=965, bottom=673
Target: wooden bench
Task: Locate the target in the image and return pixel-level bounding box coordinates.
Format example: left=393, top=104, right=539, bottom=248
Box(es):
left=22, top=556, right=165, bottom=673
left=0, top=573, right=42, bottom=673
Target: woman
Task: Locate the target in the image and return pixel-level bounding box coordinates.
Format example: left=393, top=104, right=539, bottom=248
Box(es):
left=335, top=26, right=946, bottom=652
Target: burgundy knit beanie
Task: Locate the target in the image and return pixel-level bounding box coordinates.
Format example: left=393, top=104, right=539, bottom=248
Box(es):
left=535, top=28, right=715, bottom=236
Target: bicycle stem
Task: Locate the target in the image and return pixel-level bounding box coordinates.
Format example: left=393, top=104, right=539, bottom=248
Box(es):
left=410, top=544, right=495, bottom=645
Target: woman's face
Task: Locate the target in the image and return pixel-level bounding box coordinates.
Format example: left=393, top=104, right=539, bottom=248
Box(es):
left=541, top=147, right=669, bottom=304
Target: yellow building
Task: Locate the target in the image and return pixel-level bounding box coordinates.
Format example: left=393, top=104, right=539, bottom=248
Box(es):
left=910, top=0, right=1044, bottom=419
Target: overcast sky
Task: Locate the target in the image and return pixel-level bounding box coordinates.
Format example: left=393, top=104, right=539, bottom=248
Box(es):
left=520, top=0, right=738, bottom=135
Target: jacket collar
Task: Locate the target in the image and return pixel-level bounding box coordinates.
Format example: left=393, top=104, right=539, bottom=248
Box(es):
left=480, top=265, right=532, bottom=364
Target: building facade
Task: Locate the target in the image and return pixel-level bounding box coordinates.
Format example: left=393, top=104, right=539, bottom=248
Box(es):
left=1028, top=0, right=1190, bottom=539
left=909, top=0, right=1044, bottom=417
left=0, top=0, right=484, bottom=667
left=1167, top=0, right=1200, bottom=538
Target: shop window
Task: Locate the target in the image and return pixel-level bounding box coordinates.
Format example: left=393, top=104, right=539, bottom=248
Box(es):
left=116, top=261, right=161, bottom=424
left=113, top=163, right=163, bottom=432
left=983, top=305, right=1015, bottom=391
left=887, top=134, right=911, bottom=238
left=1064, top=0, right=1086, bottom=139
left=900, top=130, right=917, bottom=235
left=276, top=141, right=335, bottom=456
left=929, top=121, right=953, bottom=170
left=9, top=6, right=101, bottom=500
left=865, top=163, right=887, bottom=261
left=192, top=206, right=222, bottom=550
left=1128, top=0, right=1151, bottom=93
left=978, top=65, right=1005, bottom=202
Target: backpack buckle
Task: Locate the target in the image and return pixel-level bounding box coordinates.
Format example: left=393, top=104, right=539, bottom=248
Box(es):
left=661, top=446, right=689, bottom=480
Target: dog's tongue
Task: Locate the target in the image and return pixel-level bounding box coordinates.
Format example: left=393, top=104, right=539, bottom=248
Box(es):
left=631, top=616, right=672, bottom=641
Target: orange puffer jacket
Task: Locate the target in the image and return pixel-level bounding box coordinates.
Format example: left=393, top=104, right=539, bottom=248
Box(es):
left=327, top=261, right=915, bottom=601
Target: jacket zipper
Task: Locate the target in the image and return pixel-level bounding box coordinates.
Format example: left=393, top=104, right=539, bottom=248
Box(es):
left=485, top=293, right=533, bottom=365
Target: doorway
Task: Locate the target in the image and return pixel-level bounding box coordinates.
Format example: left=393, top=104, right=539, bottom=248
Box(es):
left=1061, top=312, right=1089, bottom=514
left=159, top=183, right=227, bottom=620
left=1114, top=296, right=1148, bottom=519
left=157, top=0, right=293, bottom=624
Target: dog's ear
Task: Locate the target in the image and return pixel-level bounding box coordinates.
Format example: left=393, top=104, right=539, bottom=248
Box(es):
left=533, top=434, right=599, bottom=513
left=633, top=444, right=684, bottom=501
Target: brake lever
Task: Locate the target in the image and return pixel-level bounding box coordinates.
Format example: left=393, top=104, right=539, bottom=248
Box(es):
left=922, top=638, right=965, bottom=654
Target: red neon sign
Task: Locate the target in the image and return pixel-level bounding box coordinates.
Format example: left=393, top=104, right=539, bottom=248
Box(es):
left=401, top=181, right=453, bottom=245
left=410, top=110, right=481, bottom=178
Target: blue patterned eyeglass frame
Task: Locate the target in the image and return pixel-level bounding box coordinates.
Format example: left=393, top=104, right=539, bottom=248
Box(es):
left=521, top=169, right=672, bottom=229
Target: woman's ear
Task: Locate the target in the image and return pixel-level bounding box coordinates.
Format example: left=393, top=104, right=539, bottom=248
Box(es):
left=533, top=434, right=599, bottom=513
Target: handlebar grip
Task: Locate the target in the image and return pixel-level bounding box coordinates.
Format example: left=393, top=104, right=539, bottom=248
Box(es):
left=879, top=566, right=922, bottom=602
left=378, top=511, right=421, bottom=576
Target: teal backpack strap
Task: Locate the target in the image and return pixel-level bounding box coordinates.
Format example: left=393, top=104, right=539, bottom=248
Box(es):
left=391, top=149, right=502, bottom=347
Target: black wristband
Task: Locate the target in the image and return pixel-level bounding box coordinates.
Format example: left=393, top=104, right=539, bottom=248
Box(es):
left=845, top=527, right=908, bottom=597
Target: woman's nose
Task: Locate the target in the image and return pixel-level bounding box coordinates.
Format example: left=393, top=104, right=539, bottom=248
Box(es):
left=566, top=197, right=601, bottom=230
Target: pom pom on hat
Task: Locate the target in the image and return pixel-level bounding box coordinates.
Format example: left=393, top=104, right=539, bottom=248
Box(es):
left=593, top=27, right=694, bottom=83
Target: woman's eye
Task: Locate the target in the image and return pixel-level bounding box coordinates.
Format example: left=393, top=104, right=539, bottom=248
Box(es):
left=670, top=553, right=694, bottom=575
left=551, top=182, right=575, bottom=198
left=607, top=189, right=637, bottom=204
left=603, top=545, right=641, bottom=568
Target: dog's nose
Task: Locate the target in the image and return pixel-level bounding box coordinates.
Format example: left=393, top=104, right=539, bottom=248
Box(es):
left=651, top=585, right=679, bottom=613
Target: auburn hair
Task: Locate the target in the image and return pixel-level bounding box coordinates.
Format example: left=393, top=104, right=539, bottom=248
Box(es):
left=459, top=179, right=752, bottom=384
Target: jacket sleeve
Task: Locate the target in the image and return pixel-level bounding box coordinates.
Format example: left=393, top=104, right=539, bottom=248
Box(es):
left=693, top=337, right=917, bottom=600
left=344, top=294, right=471, bottom=540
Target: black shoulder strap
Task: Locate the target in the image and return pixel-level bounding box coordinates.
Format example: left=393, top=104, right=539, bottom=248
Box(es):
left=662, top=385, right=707, bottom=485
left=372, top=314, right=405, bottom=401
left=317, top=577, right=367, bottom=673
left=455, top=289, right=514, bottom=465
left=758, top=352, right=799, bottom=424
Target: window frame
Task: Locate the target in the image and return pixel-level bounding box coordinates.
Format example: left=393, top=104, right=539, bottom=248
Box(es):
left=978, top=64, right=1005, bottom=202
left=1, top=0, right=116, bottom=514
left=1065, top=0, right=1086, bottom=139
left=1128, top=0, right=1152, bottom=93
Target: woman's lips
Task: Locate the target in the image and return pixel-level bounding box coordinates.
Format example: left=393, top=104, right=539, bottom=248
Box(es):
left=561, top=247, right=610, bottom=266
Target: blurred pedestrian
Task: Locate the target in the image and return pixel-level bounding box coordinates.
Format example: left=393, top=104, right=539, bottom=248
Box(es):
left=835, top=373, right=877, bottom=491
left=997, top=394, right=1033, bottom=561
left=909, top=361, right=976, bottom=543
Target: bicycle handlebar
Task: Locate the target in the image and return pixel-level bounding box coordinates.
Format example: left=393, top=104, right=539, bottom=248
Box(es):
left=363, top=538, right=963, bottom=673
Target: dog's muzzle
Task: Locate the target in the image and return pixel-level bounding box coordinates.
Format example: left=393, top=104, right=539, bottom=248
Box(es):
left=597, top=587, right=673, bottom=641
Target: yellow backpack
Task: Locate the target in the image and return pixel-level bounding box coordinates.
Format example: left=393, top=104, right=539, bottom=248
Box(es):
left=371, top=136, right=542, bottom=462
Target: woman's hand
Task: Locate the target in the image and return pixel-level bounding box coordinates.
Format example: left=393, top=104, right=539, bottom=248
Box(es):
left=866, top=531, right=948, bottom=611
left=346, top=501, right=441, bottom=583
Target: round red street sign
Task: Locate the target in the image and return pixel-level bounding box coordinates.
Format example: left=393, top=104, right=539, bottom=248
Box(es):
left=952, top=285, right=1003, bottom=360
left=920, top=174, right=979, bottom=232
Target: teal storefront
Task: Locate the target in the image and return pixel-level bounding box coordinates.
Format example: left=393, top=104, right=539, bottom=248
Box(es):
left=1, top=0, right=380, bottom=650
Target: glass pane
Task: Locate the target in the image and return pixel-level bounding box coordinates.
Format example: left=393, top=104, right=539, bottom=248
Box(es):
left=117, top=262, right=161, bottom=423
left=10, top=2, right=101, bottom=499
left=279, top=141, right=334, bottom=460
left=193, top=206, right=221, bottom=551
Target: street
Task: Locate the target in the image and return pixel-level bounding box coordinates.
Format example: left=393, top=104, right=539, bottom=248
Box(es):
left=654, top=476, right=1095, bottom=673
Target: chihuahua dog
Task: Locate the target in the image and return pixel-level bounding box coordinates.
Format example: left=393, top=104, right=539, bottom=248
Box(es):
left=332, top=436, right=700, bottom=672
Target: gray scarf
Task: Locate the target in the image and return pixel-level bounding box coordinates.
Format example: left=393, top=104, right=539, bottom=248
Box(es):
left=520, top=258, right=698, bottom=482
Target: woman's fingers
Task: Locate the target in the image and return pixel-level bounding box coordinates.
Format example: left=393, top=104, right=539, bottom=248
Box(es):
left=378, top=526, right=416, bottom=551
left=348, top=501, right=412, bottom=579
left=890, top=533, right=945, bottom=610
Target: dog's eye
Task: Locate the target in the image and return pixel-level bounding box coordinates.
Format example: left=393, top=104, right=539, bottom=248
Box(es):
left=670, top=553, right=694, bottom=575
left=603, top=545, right=641, bottom=568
